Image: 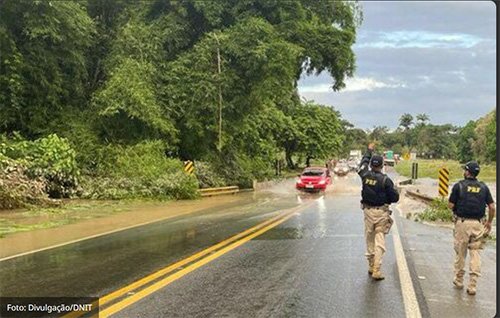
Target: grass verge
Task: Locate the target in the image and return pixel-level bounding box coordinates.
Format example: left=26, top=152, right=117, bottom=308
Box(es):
left=416, top=198, right=453, bottom=222
left=395, top=159, right=496, bottom=182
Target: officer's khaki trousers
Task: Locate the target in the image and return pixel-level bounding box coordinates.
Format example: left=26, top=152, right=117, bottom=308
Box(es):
left=363, top=206, right=392, bottom=270
left=454, top=219, right=486, bottom=282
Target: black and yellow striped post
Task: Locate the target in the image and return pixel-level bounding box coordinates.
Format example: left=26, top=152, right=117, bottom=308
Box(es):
left=184, top=160, right=195, bottom=175
left=438, top=167, right=450, bottom=197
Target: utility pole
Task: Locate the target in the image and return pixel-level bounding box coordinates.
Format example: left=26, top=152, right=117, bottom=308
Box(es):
left=214, top=33, right=222, bottom=151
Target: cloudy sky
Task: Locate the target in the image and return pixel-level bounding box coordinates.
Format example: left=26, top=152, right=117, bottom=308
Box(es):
left=297, top=1, right=496, bottom=130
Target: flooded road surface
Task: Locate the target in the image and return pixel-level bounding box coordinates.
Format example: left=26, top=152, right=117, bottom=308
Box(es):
left=0, top=172, right=496, bottom=318
left=0, top=181, right=305, bottom=297
left=0, top=194, right=293, bottom=259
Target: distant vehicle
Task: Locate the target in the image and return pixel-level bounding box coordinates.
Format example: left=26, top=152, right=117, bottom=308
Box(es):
left=347, top=159, right=358, bottom=171
left=333, top=162, right=350, bottom=176
left=296, top=167, right=331, bottom=191
left=349, top=150, right=362, bottom=160
left=348, top=150, right=362, bottom=169
left=383, top=150, right=395, bottom=167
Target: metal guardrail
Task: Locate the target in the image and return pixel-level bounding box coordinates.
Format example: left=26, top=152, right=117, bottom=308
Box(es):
left=199, top=186, right=239, bottom=197
left=405, top=189, right=434, bottom=204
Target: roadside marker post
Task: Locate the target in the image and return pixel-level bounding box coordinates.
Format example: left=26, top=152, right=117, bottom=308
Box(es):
left=411, top=162, right=418, bottom=181
left=184, top=160, right=195, bottom=175
left=438, top=167, right=450, bottom=197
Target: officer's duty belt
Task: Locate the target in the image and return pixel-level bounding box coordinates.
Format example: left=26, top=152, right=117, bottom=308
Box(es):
left=456, top=217, right=482, bottom=222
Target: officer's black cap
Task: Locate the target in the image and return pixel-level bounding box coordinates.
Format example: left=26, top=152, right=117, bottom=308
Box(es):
left=463, top=161, right=480, bottom=176
left=370, top=155, right=384, bottom=168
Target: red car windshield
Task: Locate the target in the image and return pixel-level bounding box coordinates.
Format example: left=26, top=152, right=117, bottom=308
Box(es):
left=302, top=170, right=324, bottom=176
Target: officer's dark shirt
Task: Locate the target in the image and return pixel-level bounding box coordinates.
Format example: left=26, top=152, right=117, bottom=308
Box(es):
left=357, top=149, right=399, bottom=206
left=449, top=177, right=494, bottom=218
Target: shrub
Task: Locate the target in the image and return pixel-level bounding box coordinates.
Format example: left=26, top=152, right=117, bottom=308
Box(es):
left=93, top=140, right=177, bottom=179
left=80, top=173, right=198, bottom=200
left=1, top=134, right=80, bottom=198
left=417, top=198, right=453, bottom=222
left=195, top=161, right=226, bottom=188
left=204, top=152, right=274, bottom=189
left=79, top=141, right=199, bottom=200
left=237, top=155, right=274, bottom=182
left=0, top=157, right=53, bottom=209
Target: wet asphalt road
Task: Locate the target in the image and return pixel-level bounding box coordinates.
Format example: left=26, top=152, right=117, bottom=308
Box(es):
left=0, top=172, right=497, bottom=317
left=113, top=193, right=406, bottom=318
left=0, top=191, right=300, bottom=297
left=397, top=212, right=496, bottom=318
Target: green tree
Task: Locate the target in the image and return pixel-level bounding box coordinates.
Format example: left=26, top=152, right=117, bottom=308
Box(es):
left=342, top=127, right=368, bottom=156
left=471, top=110, right=495, bottom=163
left=485, top=111, right=496, bottom=163
left=0, top=0, right=95, bottom=137
left=399, top=113, right=414, bottom=146
left=416, top=113, right=430, bottom=126
left=369, top=126, right=389, bottom=143
left=416, top=124, right=457, bottom=159
left=399, top=113, right=414, bottom=130
left=380, top=131, right=405, bottom=150
left=456, top=120, right=477, bottom=163
left=0, top=0, right=363, bottom=197
left=288, top=102, right=344, bottom=167
left=92, top=58, right=178, bottom=145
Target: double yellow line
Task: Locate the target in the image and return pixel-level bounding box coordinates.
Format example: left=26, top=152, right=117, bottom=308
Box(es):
left=66, top=202, right=311, bottom=318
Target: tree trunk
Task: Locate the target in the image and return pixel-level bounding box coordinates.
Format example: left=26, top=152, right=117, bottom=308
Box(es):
left=286, top=152, right=295, bottom=169
left=306, top=156, right=312, bottom=167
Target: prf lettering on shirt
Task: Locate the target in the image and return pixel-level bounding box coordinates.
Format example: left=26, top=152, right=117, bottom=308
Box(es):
left=365, top=179, right=377, bottom=186
left=467, top=186, right=481, bottom=193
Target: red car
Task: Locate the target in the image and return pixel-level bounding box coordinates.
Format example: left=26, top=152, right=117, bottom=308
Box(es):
left=296, top=167, right=331, bottom=191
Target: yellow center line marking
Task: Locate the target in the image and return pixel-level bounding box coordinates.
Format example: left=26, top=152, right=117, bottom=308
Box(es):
left=61, top=300, right=99, bottom=318
left=100, top=205, right=306, bottom=303
left=63, top=201, right=314, bottom=318
left=101, top=209, right=300, bottom=317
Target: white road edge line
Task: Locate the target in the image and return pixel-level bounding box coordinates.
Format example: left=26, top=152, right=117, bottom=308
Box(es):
left=392, top=207, right=422, bottom=318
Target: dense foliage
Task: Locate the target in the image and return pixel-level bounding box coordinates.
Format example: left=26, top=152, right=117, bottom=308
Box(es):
left=0, top=157, right=50, bottom=209
left=344, top=110, right=495, bottom=164
left=1, top=134, right=79, bottom=198
left=0, top=1, right=493, bottom=208
left=417, top=198, right=453, bottom=222
left=0, top=0, right=361, bottom=205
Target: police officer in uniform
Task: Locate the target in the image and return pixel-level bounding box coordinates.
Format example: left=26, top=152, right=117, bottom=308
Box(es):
left=448, top=161, right=495, bottom=295
left=358, top=143, right=400, bottom=280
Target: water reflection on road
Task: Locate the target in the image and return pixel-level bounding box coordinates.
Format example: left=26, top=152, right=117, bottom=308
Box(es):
left=0, top=172, right=362, bottom=299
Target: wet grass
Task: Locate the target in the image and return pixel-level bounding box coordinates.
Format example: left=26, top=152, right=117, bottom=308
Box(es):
left=413, top=198, right=497, bottom=246
left=0, top=200, right=163, bottom=238
left=395, top=159, right=496, bottom=182
left=0, top=219, right=73, bottom=238
left=416, top=198, right=453, bottom=222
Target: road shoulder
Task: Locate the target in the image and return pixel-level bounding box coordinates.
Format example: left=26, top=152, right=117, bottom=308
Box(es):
left=0, top=195, right=251, bottom=260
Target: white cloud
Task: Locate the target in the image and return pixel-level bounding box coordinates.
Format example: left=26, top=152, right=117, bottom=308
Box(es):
left=357, top=30, right=488, bottom=49
left=343, top=77, right=407, bottom=92
left=416, top=75, right=433, bottom=85
left=451, top=70, right=467, bottom=83
left=298, top=83, right=332, bottom=93
left=299, top=77, right=406, bottom=94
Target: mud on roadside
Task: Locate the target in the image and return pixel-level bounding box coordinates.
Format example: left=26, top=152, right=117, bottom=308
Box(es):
left=395, top=183, right=497, bottom=242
